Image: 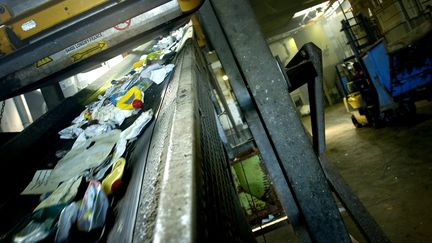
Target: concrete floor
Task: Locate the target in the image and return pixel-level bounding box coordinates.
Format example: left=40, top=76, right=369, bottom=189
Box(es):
left=258, top=100, right=432, bottom=242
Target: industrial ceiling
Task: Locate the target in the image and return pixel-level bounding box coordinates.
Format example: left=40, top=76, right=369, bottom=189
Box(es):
left=249, top=0, right=329, bottom=37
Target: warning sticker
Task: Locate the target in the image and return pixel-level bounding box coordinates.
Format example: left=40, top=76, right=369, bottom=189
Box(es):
left=69, top=40, right=108, bottom=63
left=35, top=56, right=53, bottom=68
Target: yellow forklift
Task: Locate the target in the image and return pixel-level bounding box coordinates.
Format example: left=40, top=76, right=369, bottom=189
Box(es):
left=338, top=61, right=380, bottom=128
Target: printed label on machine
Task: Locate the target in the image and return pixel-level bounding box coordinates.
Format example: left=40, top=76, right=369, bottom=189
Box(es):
left=69, top=40, right=108, bottom=63
left=65, top=33, right=103, bottom=54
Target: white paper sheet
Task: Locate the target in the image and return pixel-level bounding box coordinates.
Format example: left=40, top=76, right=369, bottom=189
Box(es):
left=149, top=64, right=175, bottom=85
left=49, top=129, right=121, bottom=183
left=21, top=170, right=59, bottom=195
left=120, top=110, right=153, bottom=140
left=35, top=176, right=82, bottom=211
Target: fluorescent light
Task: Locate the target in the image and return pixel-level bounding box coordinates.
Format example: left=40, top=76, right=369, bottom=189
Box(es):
left=293, top=1, right=329, bottom=18
left=293, top=9, right=311, bottom=18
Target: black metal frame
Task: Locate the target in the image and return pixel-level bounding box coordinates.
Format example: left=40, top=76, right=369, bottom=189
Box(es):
left=200, top=1, right=350, bottom=242
left=199, top=0, right=390, bottom=242
left=285, top=43, right=325, bottom=155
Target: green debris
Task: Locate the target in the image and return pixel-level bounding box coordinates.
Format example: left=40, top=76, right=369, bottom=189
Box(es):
left=238, top=192, right=267, bottom=216
left=232, top=155, right=269, bottom=199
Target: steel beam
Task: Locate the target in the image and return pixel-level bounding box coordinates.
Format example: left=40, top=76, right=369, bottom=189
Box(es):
left=206, top=0, right=350, bottom=242
left=198, top=2, right=312, bottom=242
left=0, top=0, right=170, bottom=79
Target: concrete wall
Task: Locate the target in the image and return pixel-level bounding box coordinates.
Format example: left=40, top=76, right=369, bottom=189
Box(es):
left=269, top=37, right=298, bottom=66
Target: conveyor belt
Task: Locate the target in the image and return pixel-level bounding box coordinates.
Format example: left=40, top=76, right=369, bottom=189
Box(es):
left=0, top=40, right=156, bottom=236
left=105, top=48, right=173, bottom=243
left=0, top=33, right=253, bottom=242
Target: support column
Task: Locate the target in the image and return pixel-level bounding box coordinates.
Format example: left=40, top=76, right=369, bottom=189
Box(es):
left=41, top=83, right=65, bottom=110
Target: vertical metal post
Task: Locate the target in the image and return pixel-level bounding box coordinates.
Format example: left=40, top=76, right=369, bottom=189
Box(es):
left=207, top=69, right=241, bottom=135
left=285, top=43, right=326, bottom=155
left=41, top=83, right=65, bottom=110
left=198, top=2, right=312, bottom=242
left=304, top=44, right=326, bottom=155
left=12, top=95, right=33, bottom=127
left=206, top=0, right=350, bottom=241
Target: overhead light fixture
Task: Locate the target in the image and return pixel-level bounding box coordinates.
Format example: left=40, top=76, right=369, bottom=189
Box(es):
left=222, top=75, right=229, bottom=81
left=292, top=1, right=329, bottom=19
left=293, top=8, right=311, bottom=18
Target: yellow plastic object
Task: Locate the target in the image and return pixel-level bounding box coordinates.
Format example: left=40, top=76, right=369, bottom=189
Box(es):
left=102, top=158, right=126, bottom=195
left=177, top=0, right=203, bottom=13
left=132, top=59, right=145, bottom=69
left=147, top=51, right=161, bottom=61
left=0, top=26, right=14, bottom=55
left=10, top=0, right=108, bottom=40
left=84, top=111, right=92, bottom=119
left=116, top=86, right=142, bottom=110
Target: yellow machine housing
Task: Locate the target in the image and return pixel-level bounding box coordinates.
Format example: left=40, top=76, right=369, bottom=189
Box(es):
left=0, top=25, right=14, bottom=55
left=0, top=0, right=109, bottom=55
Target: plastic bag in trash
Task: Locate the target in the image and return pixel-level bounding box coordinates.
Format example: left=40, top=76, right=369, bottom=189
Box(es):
left=1, top=204, right=67, bottom=243
left=55, top=202, right=79, bottom=243
left=77, top=181, right=109, bottom=232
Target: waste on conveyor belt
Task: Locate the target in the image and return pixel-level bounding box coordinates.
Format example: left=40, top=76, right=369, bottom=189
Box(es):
left=2, top=22, right=192, bottom=243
